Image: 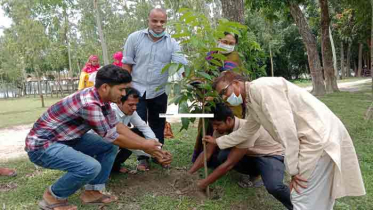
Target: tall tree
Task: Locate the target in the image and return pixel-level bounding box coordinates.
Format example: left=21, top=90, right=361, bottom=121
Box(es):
left=319, top=0, right=339, bottom=93
left=289, top=2, right=326, bottom=95
left=371, top=0, right=373, bottom=97
left=366, top=0, right=373, bottom=120
left=221, top=0, right=245, bottom=24
left=93, top=0, right=109, bottom=65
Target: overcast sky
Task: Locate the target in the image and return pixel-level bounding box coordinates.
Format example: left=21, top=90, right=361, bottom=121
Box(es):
left=0, top=8, right=12, bottom=36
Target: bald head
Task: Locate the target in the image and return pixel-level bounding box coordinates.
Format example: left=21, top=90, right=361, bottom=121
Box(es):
left=148, top=8, right=167, bottom=18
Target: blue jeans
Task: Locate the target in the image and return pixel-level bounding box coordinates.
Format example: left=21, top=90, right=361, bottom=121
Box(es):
left=136, top=92, right=167, bottom=145
left=27, top=133, right=118, bottom=200
left=218, top=150, right=293, bottom=210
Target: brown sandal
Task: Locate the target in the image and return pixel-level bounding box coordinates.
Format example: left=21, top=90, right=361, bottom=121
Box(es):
left=81, top=194, right=118, bottom=205
left=38, top=199, right=77, bottom=210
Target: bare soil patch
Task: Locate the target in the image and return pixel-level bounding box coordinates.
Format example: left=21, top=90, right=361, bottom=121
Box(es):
left=110, top=167, right=223, bottom=203
left=0, top=182, right=17, bottom=192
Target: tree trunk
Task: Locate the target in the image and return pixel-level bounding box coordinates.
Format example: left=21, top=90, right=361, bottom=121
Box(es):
left=93, top=0, right=109, bottom=65
left=36, top=72, right=45, bottom=108
left=371, top=0, right=373, bottom=101
left=358, top=43, right=363, bottom=77
left=346, top=41, right=352, bottom=77
left=340, top=41, right=345, bottom=79
left=270, top=46, right=274, bottom=77
left=319, top=0, right=338, bottom=93
left=329, top=26, right=338, bottom=80
left=221, top=0, right=245, bottom=24
left=64, top=7, right=73, bottom=78
left=289, top=3, right=325, bottom=96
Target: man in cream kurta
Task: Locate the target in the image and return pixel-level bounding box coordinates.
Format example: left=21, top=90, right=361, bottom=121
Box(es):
left=210, top=71, right=365, bottom=210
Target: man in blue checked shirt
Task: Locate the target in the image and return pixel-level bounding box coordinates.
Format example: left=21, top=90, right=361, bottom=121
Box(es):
left=122, top=8, right=187, bottom=149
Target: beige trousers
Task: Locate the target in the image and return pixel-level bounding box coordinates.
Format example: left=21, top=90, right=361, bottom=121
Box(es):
left=291, top=153, right=335, bottom=210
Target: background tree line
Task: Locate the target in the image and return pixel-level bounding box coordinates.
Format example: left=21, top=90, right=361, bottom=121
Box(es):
left=0, top=0, right=372, bottom=97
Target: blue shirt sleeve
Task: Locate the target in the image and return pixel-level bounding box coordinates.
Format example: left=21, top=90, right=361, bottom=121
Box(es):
left=122, top=32, right=137, bottom=65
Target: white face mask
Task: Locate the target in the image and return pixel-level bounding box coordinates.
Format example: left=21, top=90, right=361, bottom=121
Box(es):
left=217, top=42, right=235, bottom=54
left=227, top=92, right=243, bottom=106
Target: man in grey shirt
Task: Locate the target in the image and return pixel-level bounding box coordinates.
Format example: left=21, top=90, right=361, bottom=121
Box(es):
left=122, top=8, right=187, bottom=147
left=111, top=88, right=170, bottom=172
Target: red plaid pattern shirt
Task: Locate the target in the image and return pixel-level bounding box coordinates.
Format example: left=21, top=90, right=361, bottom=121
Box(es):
left=25, top=87, right=119, bottom=151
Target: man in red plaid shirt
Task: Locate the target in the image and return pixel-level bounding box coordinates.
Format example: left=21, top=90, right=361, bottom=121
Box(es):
left=26, top=65, right=171, bottom=210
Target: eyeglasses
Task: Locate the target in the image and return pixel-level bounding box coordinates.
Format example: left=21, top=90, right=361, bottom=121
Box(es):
left=219, top=83, right=232, bottom=97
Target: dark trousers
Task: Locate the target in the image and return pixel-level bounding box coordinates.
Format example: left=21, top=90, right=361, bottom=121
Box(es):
left=111, top=128, right=148, bottom=173
left=136, top=92, right=167, bottom=145
left=218, top=150, right=293, bottom=210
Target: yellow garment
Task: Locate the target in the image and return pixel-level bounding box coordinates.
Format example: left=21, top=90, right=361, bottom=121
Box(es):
left=225, top=51, right=244, bottom=73
left=227, top=104, right=243, bottom=118
left=214, top=117, right=283, bottom=156
left=78, top=72, right=95, bottom=90
left=216, top=77, right=365, bottom=199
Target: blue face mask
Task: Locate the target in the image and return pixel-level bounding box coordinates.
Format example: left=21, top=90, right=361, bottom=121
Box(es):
left=149, top=29, right=166, bottom=38
left=227, top=92, right=243, bottom=106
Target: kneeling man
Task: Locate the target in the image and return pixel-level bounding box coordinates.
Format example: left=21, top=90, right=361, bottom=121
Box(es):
left=188, top=103, right=292, bottom=209
left=111, top=87, right=170, bottom=173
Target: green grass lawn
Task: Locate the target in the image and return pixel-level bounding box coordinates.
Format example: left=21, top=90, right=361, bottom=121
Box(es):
left=0, top=87, right=372, bottom=209
left=0, top=97, right=63, bottom=128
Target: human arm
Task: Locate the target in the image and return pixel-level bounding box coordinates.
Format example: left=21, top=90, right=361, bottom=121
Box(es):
left=171, top=41, right=188, bottom=65
left=122, top=33, right=137, bottom=73
left=130, top=112, right=157, bottom=140
left=197, top=147, right=247, bottom=189
left=211, top=116, right=261, bottom=150
left=188, top=141, right=217, bottom=174
left=115, top=122, right=164, bottom=160
left=122, top=64, right=132, bottom=73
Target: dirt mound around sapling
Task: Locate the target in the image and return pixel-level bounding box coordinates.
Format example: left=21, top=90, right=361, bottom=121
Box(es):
left=173, top=172, right=224, bottom=200
left=110, top=167, right=221, bottom=202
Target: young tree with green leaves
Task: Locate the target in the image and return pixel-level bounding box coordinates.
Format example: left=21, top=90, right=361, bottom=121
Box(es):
left=164, top=8, right=248, bottom=197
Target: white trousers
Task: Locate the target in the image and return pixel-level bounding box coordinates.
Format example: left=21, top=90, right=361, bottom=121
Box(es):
left=291, top=153, right=335, bottom=210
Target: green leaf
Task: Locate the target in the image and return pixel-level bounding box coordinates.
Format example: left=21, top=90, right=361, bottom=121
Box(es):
left=172, top=32, right=190, bottom=39
left=161, top=63, right=172, bottom=74
left=209, top=59, right=223, bottom=67
left=211, top=53, right=227, bottom=61
left=168, top=94, right=183, bottom=105
left=174, top=83, right=181, bottom=95
left=196, top=72, right=212, bottom=80
left=180, top=118, right=190, bottom=131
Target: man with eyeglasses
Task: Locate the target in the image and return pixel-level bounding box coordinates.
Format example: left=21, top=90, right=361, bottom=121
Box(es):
left=207, top=71, right=365, bottom=210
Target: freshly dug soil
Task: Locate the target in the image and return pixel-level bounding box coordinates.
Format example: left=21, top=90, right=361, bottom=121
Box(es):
left=110, top=167, right=224, bottom=202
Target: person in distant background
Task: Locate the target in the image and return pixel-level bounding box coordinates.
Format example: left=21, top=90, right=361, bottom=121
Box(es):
left=78, top=55, right=100, bottom=90
left=112, top=51, right=123, bottom=68
left=206, top=32, right=244, bottom=74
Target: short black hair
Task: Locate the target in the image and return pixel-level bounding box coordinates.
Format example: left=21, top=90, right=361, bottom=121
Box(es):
left=211, top=103, right=234, bottom=122
left=95, top=64, right=132, bottom=88
left=120, top=87, right=140, bottom=103
left=224, top=32, right=239, bottom=44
